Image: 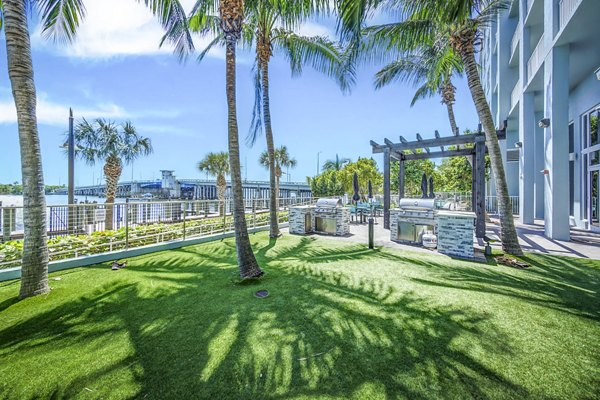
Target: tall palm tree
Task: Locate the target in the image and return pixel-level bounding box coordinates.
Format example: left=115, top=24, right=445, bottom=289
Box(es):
left=198, top=152, right=230, bottom=216
left=74, top=119, right=153, bottom=230
left=336, top=0, right=522, bottom=255
left=190, top=0, right=351, bottom=238
left=187, top=0, right=263, bottom=278
left=0, top=0, right=191, bottom=299
left=322, top=154, right=350, bottom=172
left=259, top=145, right=297, bottom=206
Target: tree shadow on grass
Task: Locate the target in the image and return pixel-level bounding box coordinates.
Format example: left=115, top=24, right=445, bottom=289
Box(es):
left=4, top=236, right=595, bottom=399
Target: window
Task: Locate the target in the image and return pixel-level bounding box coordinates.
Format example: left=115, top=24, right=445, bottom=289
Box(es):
left=569, top=122, right=574, bottom=216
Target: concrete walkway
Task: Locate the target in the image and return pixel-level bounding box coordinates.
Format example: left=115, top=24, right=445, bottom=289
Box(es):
left=284, top=215, right=600, bottom=260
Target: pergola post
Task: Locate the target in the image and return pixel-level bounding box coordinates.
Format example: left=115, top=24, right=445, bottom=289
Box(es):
left=398, top=156, right=405, bottom=201
left=383, top=148, right=391, bottom=229
left=475, top=139, right=486, bottom=238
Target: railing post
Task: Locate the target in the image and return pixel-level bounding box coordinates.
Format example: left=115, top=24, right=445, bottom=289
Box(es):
left=182, top=202, right=187, bottom=241
left=125, top=199, right=130, bottom=250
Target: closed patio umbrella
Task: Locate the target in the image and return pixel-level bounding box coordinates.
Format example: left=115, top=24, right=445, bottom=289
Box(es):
left=421, top=173, right=428, bottom=198
left=352, top=172, right=360, bottom=203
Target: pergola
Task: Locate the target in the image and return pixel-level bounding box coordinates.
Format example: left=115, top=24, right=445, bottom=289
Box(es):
left=371, top=122, right=507, bottom=238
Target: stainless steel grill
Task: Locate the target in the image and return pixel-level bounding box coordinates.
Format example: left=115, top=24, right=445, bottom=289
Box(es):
left=396, top=198, right=436, bottom=244
left=314, top=198, right=343, bottom=214
left=314, top=198, right=343, bottom=235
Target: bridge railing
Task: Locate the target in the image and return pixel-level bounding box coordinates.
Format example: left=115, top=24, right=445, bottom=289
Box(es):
left=0, top=197, right=315, bottom=270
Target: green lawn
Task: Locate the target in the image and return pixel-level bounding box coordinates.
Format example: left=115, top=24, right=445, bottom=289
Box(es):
left=0, top=233, right=599, bottom=399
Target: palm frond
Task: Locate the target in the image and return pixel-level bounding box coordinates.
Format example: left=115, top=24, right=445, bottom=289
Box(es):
left=410, top=84, right=436, bottom=106
left=274, top=29, right=356, bottom=93
left=142, top=0, right=194, bottom=61
left=247, top=59, right=264, bottom=147
left=36, top=0, right=86, bottom=43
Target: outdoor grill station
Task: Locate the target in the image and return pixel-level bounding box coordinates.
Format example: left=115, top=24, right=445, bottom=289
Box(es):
left=289, top=198, right=350, bottom=236
left=371, top=123, right=508, bottom=259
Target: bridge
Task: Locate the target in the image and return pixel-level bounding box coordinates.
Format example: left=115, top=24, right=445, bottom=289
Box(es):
left=68, top=171, right=311, bottom=200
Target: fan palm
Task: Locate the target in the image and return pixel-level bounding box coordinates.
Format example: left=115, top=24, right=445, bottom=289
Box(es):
left=191, top=0, right=351, bottom=238
left=335, top=0, right=522, bottom=255
left=198, top=152, right=230, bottom=216
left=322, top=154, right=350, bottom=172
left=259, top=145, right=297, bottom=207
left=186, top=0, right=263, bottom=278
left=74, top=119, right=153, bottom=230
left=0, top=0, right=190, bottom=299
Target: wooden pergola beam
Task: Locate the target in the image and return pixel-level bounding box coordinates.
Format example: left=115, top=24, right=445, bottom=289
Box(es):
left=416, top=133, right=430, bottom=153
left=403, top=148, right=475, bottom=160
left=435, top=130, right=444, bottom=151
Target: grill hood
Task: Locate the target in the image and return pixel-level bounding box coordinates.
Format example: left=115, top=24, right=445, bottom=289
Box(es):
left=316, top=198, right=343, bottom=208
left=398, top=198, right=435, bottom=210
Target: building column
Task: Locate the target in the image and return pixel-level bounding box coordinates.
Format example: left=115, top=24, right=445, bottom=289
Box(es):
left=534, top=111, right=545, bottom=219
left=543, top=45, right=570, bottom=240
left=519, top=91, right=535, bottom=224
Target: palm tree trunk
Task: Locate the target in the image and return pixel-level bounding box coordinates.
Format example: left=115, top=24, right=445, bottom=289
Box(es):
left=446, top=102, right=459, bottom=137
left=225, top=39, right=263, bottom=278
left=260, top=59, right=280, bottom=238
left=4, top=0, right=50, bottom=299
left=103, top=156, right=122, bottom=231
left=217, top=174, right=226, bottom=216
left=459, top=36, right=522, bottom=256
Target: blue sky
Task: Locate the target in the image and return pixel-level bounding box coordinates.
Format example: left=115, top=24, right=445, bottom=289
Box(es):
left=0, top=0, right=478, bottom=186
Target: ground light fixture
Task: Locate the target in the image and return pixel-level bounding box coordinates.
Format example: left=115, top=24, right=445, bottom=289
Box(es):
left=538, top=118, right=551, bottom=129
left=255, top=290, right=269, bottom=298
left=515, top=141, right=523, bottom=148
left=595, top=67, right=600, bottom=80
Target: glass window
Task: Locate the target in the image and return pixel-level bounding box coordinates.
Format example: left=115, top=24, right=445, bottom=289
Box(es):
left=591, top=110, right=599, bottom=147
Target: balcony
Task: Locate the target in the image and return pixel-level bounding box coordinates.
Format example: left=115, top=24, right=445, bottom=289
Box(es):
left=527, top=36, right=544, bottom=82
left=558, top=0, right=582, bottom=31
left=511, top=80, right=521, bottom=111
left=511, top=24, right=521, bottom=56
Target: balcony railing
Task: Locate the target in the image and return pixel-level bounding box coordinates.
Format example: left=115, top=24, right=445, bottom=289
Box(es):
left=527, top=36, right=544, bottom=81
left=511, top=24, right=521, bottom=55
left=511, top=80, right=521, bottom=110
left=559, top=0, right=582, bottom=31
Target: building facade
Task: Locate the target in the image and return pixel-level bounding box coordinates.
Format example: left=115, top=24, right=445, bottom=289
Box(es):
left=480, top=0, right=600, bottom=239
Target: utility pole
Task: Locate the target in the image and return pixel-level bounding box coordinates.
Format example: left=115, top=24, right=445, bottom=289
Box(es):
left=317, top=151, right=322, bottom=175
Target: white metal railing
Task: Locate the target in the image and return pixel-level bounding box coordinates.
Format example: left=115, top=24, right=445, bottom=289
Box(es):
left=511, top=24, right=521, bottom=56
left=559, top=0, right=582, bottom=31
left=485, top=196, right=520, bottom=216
left=527, top=35, right=544, bottom=81
left=511, top=80, right=521, bottom=110
left=526, top=0, right=535, bottom=15
left=0, top=197, right=315, bottom=270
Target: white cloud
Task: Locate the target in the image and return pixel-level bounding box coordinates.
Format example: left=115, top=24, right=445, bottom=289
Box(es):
left=0, top=93, right=128, bottom=126
left=31, top=0, right=219, bottom=60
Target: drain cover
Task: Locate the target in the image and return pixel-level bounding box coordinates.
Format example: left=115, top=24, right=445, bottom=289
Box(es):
left=255, top=290, right=269, bottom=298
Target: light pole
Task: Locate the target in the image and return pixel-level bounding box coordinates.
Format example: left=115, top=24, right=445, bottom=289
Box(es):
left=316, top=151, right=322, bottom=175
left=68, top=108, right=74, bottom=206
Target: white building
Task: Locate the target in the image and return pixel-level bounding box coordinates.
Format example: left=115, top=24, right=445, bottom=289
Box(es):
left=480, top=0, right=600, bottom=240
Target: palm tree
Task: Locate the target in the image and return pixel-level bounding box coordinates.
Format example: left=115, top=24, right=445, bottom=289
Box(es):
left=374, top=38, right=463, bottom=137
left=74, top=119, right=152, bottom=230
left=335, top=0, right=522, bottom=255
left=0, top=0, right=190, bottom=299
left=188, top=0, right=263, bottom=278
left=259, top=145, right=297, bottom=209
left=322, top=154, right=350, bottom=172
left=198, top=152, right=230, bottom=216
left=191, top=0, right=351, bottom=238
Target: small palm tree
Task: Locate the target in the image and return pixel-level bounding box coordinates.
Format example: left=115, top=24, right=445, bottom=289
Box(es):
left=0, top=0, right=190, bottom=299
left=74, top=119, right=152, bottom=230
left=322, top=154, right=351, bottom=172
left=259, top=145, right=297, bottom=212
left=190, top=0, right=350, bottom=238
left=186, top=0, right=263, bottom=278
left=198, top=152, right=230, bottom=216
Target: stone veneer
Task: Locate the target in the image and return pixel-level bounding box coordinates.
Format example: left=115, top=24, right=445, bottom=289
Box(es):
left=289, top=206, right=350, bottom=236
left=436, top=211, right=476, bottom=259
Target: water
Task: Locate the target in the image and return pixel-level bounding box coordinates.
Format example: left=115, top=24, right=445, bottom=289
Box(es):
left=0, top=195, right=125, bottom=207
